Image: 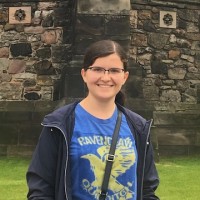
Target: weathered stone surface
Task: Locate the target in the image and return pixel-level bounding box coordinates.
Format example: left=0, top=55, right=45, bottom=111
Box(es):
left=24, top=26, right=45, bottom=34
left=0, top=82, right=22, bottom=100
left=0, top=8, right=8, bottom=24
left=37, top=75, right=53, bottom=86
left=126, top=76, right=143, bottom=98
left=76, top=15, right=104, bottom=35
left=131, top=33, right=147, bottom=47
left=10, top=43, right=32, bottom=57
left=0, top=73, right=11, bottom=82
left=32, top=11, right=42, bottom=25
left=176, top=38, right=191, bottom=48
left=0, top=47, right=9, bottom=58
left=7, top=145, right=36, bottom=157
left=24, top=92, right=41, bottom=100
left=143, top=86, right=159, bottom=100
left=182, top=88, right=197, bottom=103
left=40, top=86, right=52, bottom=100
left=137, top=53, right=152, bottom=65
left=4, top=23, right=15, bottom=31
left=78, top=0, right=130, bottom=14
left=157, top=128, right=196, bottom=146
left=177, top=80, right=190, bottom=92
left=42, top=14, right=53, bottom=27
left=191, top=41, right=200, bottom=50
left=23, top=79, right=36, bottom=87
left=0, top=58, right=9, bottom=71
left=0, top=124, right=18, bottom=145
left=138, top=10, right=151, bottom=20
left=195, top=52, right=200, bottom=64
left=0, top=0, right=200, bottom=157
left=8, top=60, right=26, bottom=74
left=168, top=49, right=180, bottom=59
left=41, top=30, right=58, bottom=44
left=34, top=60, right=55, bottom=75
left=130, top=10, right=137, bottom=29
left=54, top=6, right=70, bottom=27
left=168, top=68, right=186, bottom=79
left=148, top=33, right=169, bottom=49
left=197, top=86, right=200, bottom=103
left=143, top=20, right=156, bottom=32
left=160, top=90, right=181, bottom=102
left=137, top=46, right=153, bottom=55
left=36, top=47, right=51, bottom=59
left=52, top=44, right=72, bottom=62
left=178, top=9, right=199, bottom=23
left=38, top=2, right=57, bottom=10
left=181, top=54, right=194, bottom=63
left=186, top=22, right=199, bottom=33
left=185, top=33, right=200, bottom=41
left=162, top=80, right=174, bottom=86
left=169, top=34, right=177, bottom=43
left=24, top=86, right=41, bottom=92
left=154, top=112, right=200, bottom=126
left=151, top=60, right=168, bottom=75
left=188, top=67, right=199, bottom=73
left=15, top=24, right=24, bottom=32
left=1, top=31, right=20, bottom=41
left=64, top=74, right=85, bottom=98
left=185, top=72, right=200, bottom=80
left=12, top=73, right=37, bottom=80
left=105, top=15, right=130, bottom=35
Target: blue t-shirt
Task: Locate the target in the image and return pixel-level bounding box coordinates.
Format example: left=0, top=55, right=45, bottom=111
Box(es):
left=70, top=104, right=138, bottom=200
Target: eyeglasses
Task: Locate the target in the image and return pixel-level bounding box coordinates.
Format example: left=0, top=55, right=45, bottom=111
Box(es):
left=87, top=66, right=125, bottom=75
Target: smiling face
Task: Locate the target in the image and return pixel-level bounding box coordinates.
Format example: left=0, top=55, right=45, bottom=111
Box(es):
left=81, top=53, right=129, bottom=103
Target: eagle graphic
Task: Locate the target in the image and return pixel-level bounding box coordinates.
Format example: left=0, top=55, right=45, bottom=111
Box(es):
left=81, top=145, right=136, bottom=199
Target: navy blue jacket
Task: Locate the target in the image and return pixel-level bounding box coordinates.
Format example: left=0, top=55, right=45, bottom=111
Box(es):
left=26, top=101, right=159, bottom=200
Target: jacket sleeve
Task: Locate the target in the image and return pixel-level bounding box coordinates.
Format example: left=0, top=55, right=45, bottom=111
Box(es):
left=26, top=127, right=60, bottom=200
left=143, top=141, right=160, bottom=200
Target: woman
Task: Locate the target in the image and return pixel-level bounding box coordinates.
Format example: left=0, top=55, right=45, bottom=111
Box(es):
left=26, top=40, right=159, bottom=200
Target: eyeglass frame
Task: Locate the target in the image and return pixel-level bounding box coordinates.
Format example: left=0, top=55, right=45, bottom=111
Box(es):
left=86, top=66, right=125, bottom=75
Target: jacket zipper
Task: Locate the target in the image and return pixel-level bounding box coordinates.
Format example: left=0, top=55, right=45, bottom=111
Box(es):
left=42, top=123, right=69, bottom=200
left=140, top=119, right=153, bottom=200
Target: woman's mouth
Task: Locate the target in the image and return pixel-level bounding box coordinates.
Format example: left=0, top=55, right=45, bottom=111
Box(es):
left=97, top=84, right=113, bottom=87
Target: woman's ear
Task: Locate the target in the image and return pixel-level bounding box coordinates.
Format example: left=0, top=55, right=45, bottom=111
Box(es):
left=123, top=71, right=129, bottom=85
left=81, top=68, right=87, bottom=83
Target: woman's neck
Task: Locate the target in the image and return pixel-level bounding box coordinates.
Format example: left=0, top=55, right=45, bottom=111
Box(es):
left=80, top=96, right=116, bottom=119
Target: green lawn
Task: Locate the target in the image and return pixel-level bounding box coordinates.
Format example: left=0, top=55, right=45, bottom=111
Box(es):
left=156, top=156, right=200, bottom=200
left=0, top=156, right=200, bottom=200
left=0, top=157, right=30, bottom=200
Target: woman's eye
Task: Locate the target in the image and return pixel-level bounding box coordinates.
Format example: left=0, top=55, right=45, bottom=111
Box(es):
left=94, top=67, right=103, bottom=72
left=110, top=69, right=120, bottom=73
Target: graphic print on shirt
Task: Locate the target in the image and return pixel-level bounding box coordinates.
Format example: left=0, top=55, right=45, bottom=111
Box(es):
left=79, top=136, right=136, bottom=199
left=70, top=104, right=137, bottom=200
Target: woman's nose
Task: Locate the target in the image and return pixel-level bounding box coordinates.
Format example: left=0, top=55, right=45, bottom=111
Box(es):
left=101, top=71, right=111, bottom=80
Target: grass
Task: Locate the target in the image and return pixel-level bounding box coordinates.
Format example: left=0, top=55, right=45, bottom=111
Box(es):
left=0, top=156, right=200, bottom=200
left=156, top=156, right=200, bottom=200
left=0, top=157, right=30, bottom=200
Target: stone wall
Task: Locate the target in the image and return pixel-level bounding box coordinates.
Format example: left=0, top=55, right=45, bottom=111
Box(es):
left=0, top=0, right=76, bottom=156
left=0, top=0, right=200, bottom=157
left=128, top=0, right=200, bottom=156
left=0, top=0, right=75, bottom=101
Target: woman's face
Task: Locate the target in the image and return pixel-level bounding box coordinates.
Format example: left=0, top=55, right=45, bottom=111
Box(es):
left=81, top=53, right=129, bottom=102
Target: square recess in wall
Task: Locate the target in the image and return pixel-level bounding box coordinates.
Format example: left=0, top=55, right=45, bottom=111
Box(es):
left=160, top=11, right=176, bottom=29
left=9, top=7, right=31, bottom=24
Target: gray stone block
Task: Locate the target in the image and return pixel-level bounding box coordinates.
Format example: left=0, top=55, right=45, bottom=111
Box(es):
left=0, top=124, right=18, bottom=145
left=10, top=43, right=32, bottom=57
left=153, top=112, right=200, bottom=126
left=105, top=15, right=130, bottom=36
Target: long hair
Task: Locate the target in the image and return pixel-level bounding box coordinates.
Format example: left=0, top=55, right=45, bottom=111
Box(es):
left=83, top=40, right=128, bottom=106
